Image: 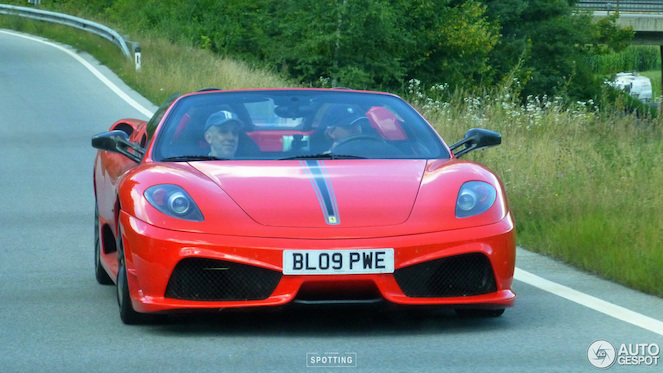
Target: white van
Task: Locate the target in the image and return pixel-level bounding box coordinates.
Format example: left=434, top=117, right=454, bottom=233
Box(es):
left=609, top=72, right=653, bottom=102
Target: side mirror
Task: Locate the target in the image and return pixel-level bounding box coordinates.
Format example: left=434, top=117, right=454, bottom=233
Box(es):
left=91, top=130, right=144, bottom=163
left=449, top=128, right=501, bottom=158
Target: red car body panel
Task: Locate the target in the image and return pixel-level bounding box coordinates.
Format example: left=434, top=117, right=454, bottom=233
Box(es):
left=190, top=160, right=423, bottom=228
left=118, top=211, right=514, bottom=313
left=92, top=89, right=516, bottom=319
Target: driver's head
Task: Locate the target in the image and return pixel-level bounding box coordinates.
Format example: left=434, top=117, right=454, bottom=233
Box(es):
left=204, top=110, right=243, bottom=158
left=324, top=105, right=367, bottom=142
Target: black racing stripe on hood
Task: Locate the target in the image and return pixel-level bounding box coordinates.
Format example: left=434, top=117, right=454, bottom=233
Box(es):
left=302, top=160, right=340, bottom=225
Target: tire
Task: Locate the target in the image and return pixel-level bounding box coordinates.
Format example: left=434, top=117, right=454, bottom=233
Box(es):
left=116, top=237, right=149, bottom=325
left=455, top=308, right=505, bottom=318
left=94, top=204, right=113, bottom=285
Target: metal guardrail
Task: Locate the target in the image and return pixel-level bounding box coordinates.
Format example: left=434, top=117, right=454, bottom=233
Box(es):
left=0, top=4, right=136, bottom=61
left=576, top=1, right=663, bottom=13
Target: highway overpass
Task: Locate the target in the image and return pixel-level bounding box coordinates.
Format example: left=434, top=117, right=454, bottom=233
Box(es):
left=578, top=1, right=663, bottom=45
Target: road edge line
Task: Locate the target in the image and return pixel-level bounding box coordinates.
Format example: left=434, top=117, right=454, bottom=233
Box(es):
left=0, top=29, right=154, bottom=118
left=515, top=267, right=663, bottom=336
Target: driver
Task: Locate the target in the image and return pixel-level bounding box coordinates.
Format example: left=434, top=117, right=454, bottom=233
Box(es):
left=204, top=110, right=243, bottom=159
left=324, top=105, right=369, bottom=151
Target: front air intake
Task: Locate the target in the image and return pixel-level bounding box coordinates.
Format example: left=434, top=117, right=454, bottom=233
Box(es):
left=393, top=253, right=497, bottom=297
left=165, top=258, right=282, bottom=301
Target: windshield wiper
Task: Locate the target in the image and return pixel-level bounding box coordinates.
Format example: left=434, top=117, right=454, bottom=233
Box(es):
left=160, top=155, right=230, bottom=162
left=278, top=153, right=367, bottom=160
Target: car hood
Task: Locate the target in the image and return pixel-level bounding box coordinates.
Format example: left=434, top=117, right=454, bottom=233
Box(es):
left=190, top=160, right=427, bottom=228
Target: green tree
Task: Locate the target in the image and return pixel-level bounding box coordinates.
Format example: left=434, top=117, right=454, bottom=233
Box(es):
left=262, top=0, right=411, bottom=88
left=28, top=0, right=634, bottom=100
left=399, top=0, right=499, bottom=88
left=481, top=0, right=633, bottom=100
left=267, top=0, right=499, bottom=90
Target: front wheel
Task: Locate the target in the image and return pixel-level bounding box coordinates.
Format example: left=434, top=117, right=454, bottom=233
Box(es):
left=94, top=204, right=113, bottom=285
left=116, top=237, right=149, bottom=325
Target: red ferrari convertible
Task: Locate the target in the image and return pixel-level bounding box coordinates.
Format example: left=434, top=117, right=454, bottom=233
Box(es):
left=92, top=88, right=515, bottom=324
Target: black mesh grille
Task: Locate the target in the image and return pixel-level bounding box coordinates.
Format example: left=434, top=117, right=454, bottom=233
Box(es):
left=393, top=253, right=497, bottom=297
left=165, top=258, right=282, bottom=301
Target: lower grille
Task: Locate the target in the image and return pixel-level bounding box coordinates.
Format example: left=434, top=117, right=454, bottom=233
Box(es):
left=295, top=280, right=381, bottom=302
left=165, top=258, right=282, bottom=301
left=393, top=253, right=497, bottom=297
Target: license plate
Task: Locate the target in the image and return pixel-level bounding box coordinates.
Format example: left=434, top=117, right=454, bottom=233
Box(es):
left=283, top=249, right=394, bottom=275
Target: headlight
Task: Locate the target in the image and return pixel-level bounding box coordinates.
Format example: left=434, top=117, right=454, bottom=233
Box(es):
left=455, top=181, right=496, bottom=218
left=144, top=184, right=204, bottom=221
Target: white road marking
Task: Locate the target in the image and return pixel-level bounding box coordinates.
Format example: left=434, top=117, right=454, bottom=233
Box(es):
left=5, top=27, right=662, bottom=338
left=516, top=268, right=663, bottom=336
left=0, top=29, right=154, bottom=118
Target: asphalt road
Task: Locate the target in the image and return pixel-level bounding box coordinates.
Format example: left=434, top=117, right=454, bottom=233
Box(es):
left=1, top=29, right=662, bottom=373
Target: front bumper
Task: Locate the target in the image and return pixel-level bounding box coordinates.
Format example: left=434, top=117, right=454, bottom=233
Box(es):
left=120, top=212, right=516, bottom=313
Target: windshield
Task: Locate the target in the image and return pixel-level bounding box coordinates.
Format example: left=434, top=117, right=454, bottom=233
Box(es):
left=152, top=90, right=449, bottom=161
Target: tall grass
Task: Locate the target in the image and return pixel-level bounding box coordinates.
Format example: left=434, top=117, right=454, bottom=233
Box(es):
left=2, top=14, right=662, bottom=297
left=590, top=45, right=661, bottom=75
left=406, top=80, right=663, bottom=296
left=639, top=70, right=662, bottom=102
left=117, top=34, right=293, bottom=104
